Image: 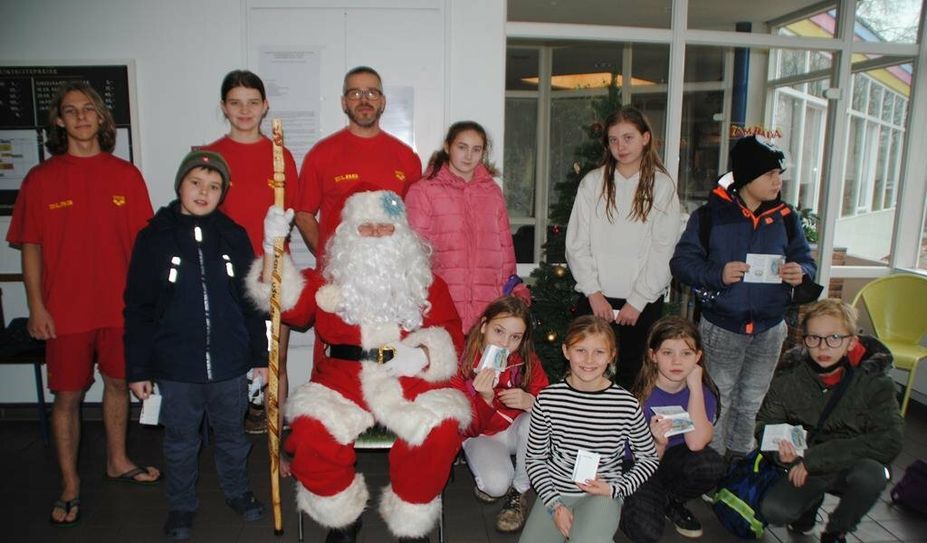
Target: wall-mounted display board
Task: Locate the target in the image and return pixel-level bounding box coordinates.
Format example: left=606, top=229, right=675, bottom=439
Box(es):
left=0, top=65, right=135, bottom=214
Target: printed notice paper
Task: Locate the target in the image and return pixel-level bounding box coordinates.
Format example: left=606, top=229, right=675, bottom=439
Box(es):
left=572, top=449, right=600, bottom=483
left=651, top=405, right=696, bottom=437
left=744, top=253, right=786, bottom=284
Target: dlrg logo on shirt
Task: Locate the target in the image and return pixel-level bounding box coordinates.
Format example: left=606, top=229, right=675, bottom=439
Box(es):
left=112, top=195, right=126, bottom=206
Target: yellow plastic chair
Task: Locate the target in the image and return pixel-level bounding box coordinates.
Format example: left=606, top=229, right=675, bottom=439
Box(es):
left=852, top=274, right=927, bottom=416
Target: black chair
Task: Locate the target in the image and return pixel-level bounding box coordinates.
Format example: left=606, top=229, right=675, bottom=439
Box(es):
left=0, top=283, right=50, bottom=445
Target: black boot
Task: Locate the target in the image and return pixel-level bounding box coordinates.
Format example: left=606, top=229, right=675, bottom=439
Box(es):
left=397, top=537, right=430, bottom=543
left=325, top=518, right=362, bottom=543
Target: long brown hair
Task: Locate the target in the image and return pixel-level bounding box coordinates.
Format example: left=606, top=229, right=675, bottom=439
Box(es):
left=45, top=82, right=117, bottom=156
left=600, top=106, right=669, bottom=222
left=460, top=296, right=536, bottom=390
left=631, top=316, right=719, bottom=411
left=427, top=120, right=498, bottom=179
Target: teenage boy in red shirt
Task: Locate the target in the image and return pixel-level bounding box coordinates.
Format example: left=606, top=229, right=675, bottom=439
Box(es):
left=7, top=82, right=157, bottom=527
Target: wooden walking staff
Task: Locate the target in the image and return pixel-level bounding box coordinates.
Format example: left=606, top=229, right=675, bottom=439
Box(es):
left=267, top=118, right=286, bottom=535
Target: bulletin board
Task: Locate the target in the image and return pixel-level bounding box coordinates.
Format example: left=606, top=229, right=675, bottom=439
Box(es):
left=0, top=64, right=136, bottom=214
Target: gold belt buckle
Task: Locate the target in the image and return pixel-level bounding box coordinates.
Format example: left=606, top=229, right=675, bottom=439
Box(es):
left=377, top=345, right=396, bottom=364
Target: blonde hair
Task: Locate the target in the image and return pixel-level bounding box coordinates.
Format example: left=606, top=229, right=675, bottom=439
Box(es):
left=801, top=298, right=859, bottom=335
left=563, top=315, right=617, bottom=379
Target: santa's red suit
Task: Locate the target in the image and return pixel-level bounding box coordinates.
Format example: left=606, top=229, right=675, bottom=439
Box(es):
left=246, top=193, right=469, bottom=539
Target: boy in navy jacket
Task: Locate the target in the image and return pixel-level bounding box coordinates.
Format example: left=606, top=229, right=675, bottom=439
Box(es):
left=670, top=136, right=816, bottom=462
left=125, top=151, right=267, bottom=540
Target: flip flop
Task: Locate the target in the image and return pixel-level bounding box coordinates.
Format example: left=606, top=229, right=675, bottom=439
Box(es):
left=105, top=466, right=162, bottom=486
left=49, top=498, right=81, bottom=527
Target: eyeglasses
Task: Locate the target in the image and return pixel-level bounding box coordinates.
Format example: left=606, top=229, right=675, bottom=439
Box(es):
left=803, top=334, right=852, bottom=348
left=344, top=88, right=383, bottom=101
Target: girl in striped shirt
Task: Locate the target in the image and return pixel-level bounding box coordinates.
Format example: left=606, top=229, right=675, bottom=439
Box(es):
left=520, top=316, right=659, bottom=542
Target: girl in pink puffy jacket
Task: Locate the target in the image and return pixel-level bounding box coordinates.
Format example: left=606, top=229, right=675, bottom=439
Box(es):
left=406, top=121, right=526, bottom=333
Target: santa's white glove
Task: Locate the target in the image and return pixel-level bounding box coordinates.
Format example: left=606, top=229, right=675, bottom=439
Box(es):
left=383, top=342, right=428, bottom=377
left=263, top=206, right=294, bottom=254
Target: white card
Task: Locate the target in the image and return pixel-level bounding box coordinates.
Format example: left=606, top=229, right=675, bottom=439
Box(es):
left=744, top=253, right=786, bottom=284
left=139, top=393, right=162, bottom=426
left=571, top=449, right=600, bottom=483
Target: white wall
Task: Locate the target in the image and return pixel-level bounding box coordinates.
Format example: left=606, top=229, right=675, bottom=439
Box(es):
left=0, top=0, right=506, bottom=403
left=834, top=209, right=896, bottom=262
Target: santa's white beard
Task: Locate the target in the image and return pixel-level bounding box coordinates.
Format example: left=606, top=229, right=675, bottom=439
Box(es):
left=323, top=228, right=432, bottom=331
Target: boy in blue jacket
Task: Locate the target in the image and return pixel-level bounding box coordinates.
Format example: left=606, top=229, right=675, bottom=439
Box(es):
left=125, top=151, right=267, bottom=540
left=670, top=136, right=816, bottom=462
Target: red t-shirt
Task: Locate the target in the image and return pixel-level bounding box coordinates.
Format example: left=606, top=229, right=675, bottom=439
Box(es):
left=201, top=135, right=300, bottom=255
left=297, top=128, right=422, bottom=256
left=6, top=153, right=153, bottom=335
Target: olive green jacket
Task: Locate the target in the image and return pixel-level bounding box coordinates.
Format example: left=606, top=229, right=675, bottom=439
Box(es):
left=755, top=336, right=903, bottom=474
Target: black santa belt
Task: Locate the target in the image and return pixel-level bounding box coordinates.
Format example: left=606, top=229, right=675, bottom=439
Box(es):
left=327, top=344, right=396, bottom=364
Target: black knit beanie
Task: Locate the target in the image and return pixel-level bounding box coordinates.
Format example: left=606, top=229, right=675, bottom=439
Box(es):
left=729, top=136, right=786, bottom=192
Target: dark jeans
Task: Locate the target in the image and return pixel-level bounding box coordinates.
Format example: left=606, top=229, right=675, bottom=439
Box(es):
left=761, top=458, right=890, bottom=534
left=159, top=374, right=252, bottom=512
left=575, top=295, right=663, bottom=389
left=620, top=445, right=726, bottom=543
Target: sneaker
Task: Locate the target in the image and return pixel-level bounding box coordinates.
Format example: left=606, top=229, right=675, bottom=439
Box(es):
left=788, top=497, right=823, bottom=534
left=164, top=510, right=195, bottom=541
left=225, top=491, right=264, bottom=522
left=473, top=485, right=502, bottom=504
left=496, top=488, right=528, bottom=533
left=665, top=500, right=703, bottom=538
left=820, top=531, right=847, bottom=543
left=244, top=404, right=267, bottom=434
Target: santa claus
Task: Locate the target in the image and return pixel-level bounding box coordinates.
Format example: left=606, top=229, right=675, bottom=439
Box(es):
left=247, top=190, right=469, bottom=543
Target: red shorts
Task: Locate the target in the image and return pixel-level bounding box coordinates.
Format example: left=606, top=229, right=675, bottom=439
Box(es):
left=46, top=327, right=125, bottom=392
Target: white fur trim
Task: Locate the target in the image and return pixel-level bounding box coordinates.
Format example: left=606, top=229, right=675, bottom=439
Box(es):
left=402, top=327, right=458, bottom=382
left=360, top=323, right=401, bottom=350
left=342, top=190, right=408, bottom=228
left=295, top=473, right=368, bottom=529
left=360, top=365, right=472, bottom=445
left=285, top=382, right=374, bottom=445
left=315, top=284, right=341, bottom=313
left=379, top=484, right=441, bottom=538
left=244, top=254, right=304, bottom=313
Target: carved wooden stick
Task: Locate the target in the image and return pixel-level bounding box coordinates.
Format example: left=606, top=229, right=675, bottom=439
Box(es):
left=268, top=118, right=285, bottom=536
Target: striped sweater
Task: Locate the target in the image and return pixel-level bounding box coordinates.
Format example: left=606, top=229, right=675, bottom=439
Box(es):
left=526, top=380, right=659, bottom=508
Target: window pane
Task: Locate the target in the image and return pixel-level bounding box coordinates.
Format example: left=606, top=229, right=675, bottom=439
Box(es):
left=856, top=0, right=921, bottom=43
left=689, top=0, right=837, bottom=36
left=504, top=97, right=538, bottom=220
left=799, top=105, right=825, bottom=210
left=843, top=117, right=864, bottom=218
left=834, top=59, right=911, bottom=264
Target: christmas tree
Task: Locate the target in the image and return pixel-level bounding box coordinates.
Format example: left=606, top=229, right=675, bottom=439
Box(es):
left=531, top=77, right=623, bottom=379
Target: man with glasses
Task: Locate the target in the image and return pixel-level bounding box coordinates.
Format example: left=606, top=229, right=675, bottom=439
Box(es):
left=756, top=299, right=902, bottom=543
left=294, top=66, right=422, bottom=258
left=7, top=82, right=157, bottom=527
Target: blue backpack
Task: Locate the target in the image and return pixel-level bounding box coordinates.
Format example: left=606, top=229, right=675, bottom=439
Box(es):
left=712, top=450, right=786, bottom=539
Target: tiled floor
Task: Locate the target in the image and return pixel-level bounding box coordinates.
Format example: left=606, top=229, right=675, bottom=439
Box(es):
left=1, top=401, right=925, bottom=543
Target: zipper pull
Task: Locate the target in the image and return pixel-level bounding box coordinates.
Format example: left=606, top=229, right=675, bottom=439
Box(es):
left=194, top=226, right=202, bottom=243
